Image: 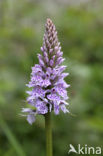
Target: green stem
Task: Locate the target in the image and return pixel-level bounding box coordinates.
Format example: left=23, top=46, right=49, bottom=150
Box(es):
left=45, top=111, right=53, bottom=156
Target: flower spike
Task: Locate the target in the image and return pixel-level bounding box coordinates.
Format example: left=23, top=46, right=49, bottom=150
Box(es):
left=22, top=18, right=70, bottom=124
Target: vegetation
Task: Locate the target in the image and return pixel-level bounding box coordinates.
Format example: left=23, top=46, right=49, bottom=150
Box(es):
left=0, top=0, right=103, bottom=155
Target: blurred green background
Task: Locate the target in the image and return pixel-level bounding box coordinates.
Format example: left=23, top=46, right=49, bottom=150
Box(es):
left=0, top=0, right=103, bottom=156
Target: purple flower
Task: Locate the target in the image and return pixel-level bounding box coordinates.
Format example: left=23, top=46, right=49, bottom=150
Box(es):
left=22, top=108, right=36, bottom=125
left=22, top=18, right=70, bottom=124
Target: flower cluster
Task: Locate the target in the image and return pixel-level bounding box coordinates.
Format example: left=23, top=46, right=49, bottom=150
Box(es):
left=22, top=18, right=70, bottom=124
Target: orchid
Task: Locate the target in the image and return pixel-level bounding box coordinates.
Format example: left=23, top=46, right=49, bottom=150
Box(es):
left=22, top=18, right=70, bottom=156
